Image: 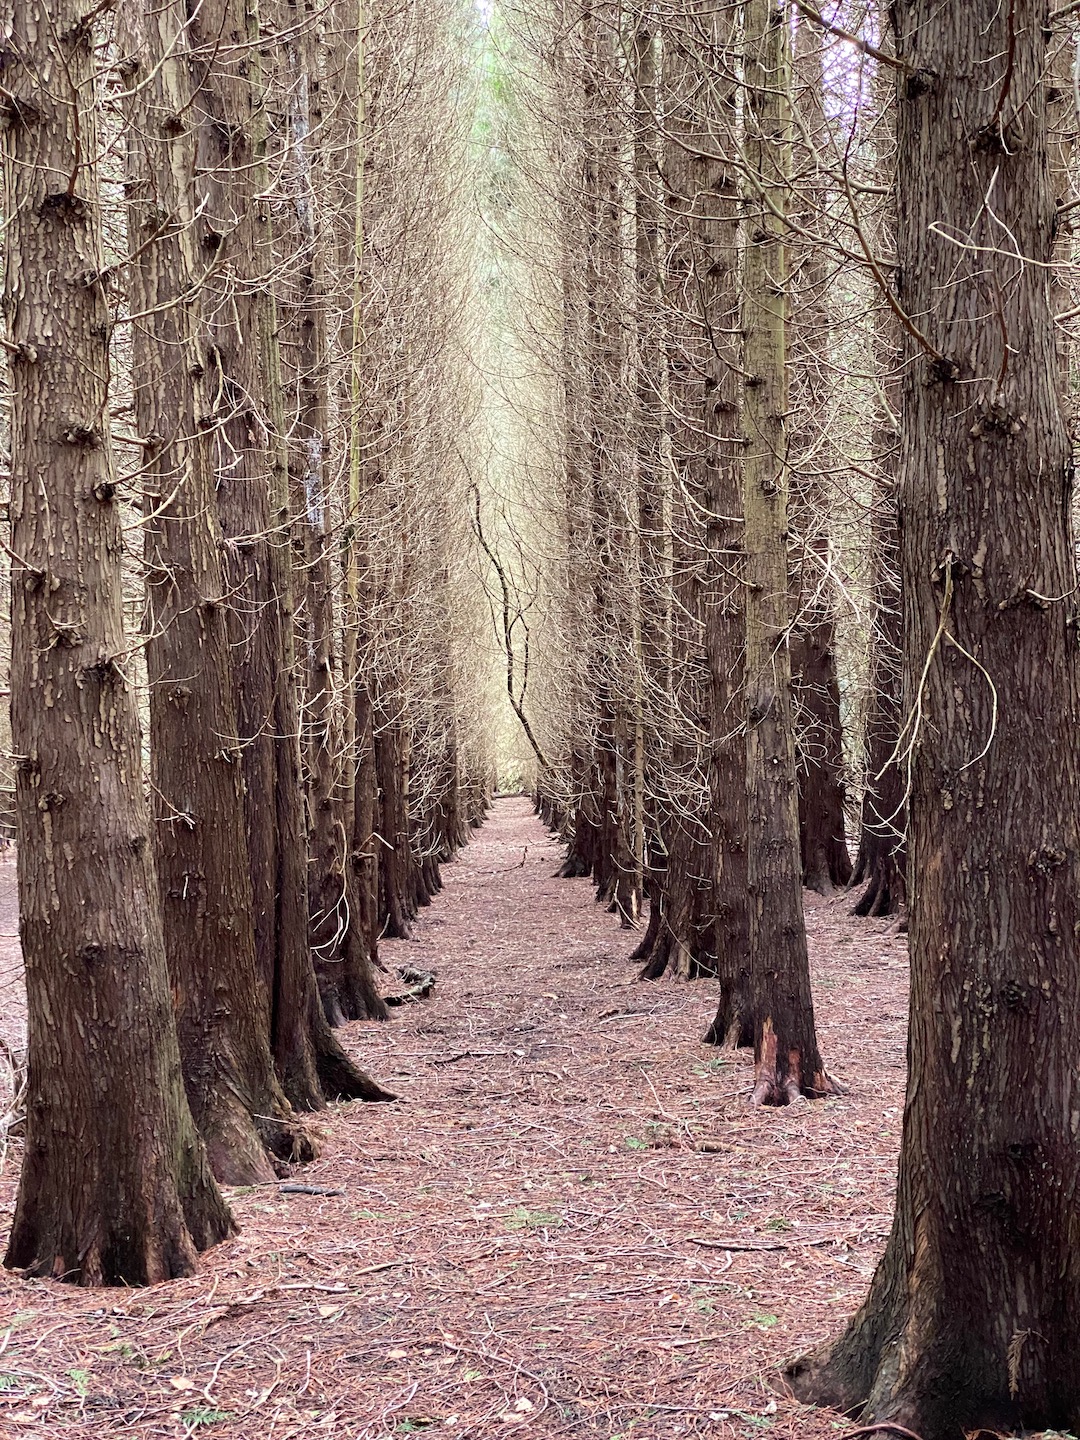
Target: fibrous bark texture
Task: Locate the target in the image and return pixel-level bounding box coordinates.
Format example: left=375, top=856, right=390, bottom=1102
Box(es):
left=2, top=0, right=234, bottom=1282
left=741, top=0, right=829, bottom=1104
left=123, top=0, right=314, bottom=1185
left=790, top=3, right=1080, bottom=1434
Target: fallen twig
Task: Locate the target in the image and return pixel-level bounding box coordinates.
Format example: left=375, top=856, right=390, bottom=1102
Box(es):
left=279, top=1183, right=345, bottom=1197
left=688, top=1233, right=845, bottom=1252
left=431, top=1049, right=510, bottom=1066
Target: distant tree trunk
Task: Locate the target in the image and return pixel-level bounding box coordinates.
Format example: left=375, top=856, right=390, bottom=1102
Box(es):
left=792, top=621, right=852, bottom=893
left=850, top=484, right=906, bottom=918
left=194, top=0, right=388, bottom=1109
left=375, top=687, right=415, bottom=939
left=432, top=637, right=468, bottom=859
left=2, top=0, right=234, bottom=1282
left=630, top=5, right=671, bottom=957
left=648, top=2, right=717, bottom=982
left=696, top=0, right=751, bottom=1047
left=285, top=5, right=387, bottom=1023
left=790, top=3, right=1080, bottom=1433
left=553, top=9, right=602, bottom=885
left=333, top=0, right=387, bottom=977
left=741, top=0, right=829, bottom=1104
left=122, top=0, right=314, bottom=1185
left=560, top=741, right=601, bottom=878
left=353, top=668, right=383, bottom=957
left=789, top=16, right=850, bottom=895
left=585, top=3, right=639, bottom=926
left=850, top=11, right=906, bottom=919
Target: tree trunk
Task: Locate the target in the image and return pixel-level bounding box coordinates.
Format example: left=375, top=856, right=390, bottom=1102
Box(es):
left=648, top=4, right=715, bottom=983
left=792, top=627, right=852, bottom=893
left=375, top=691, right=415, bottom=939
left=741, top=0, right=829, bottom=1104
left=335, top=0, right=390, bottom=987
left=554, top=18, right=601, bottom=886
left=630, top=5, right=672, bottom=962
left=352, top=676, right=383, bottom=959
left=850, top=485, right=906, bottom=918
left=2, top=0, right=234, bottom=1282
left=559, top=743, right=600, bottom=877
left=849, top=8, right=906, bottom=920
left=787, top=19, right=851, bottom=897
left=789, top=3, right=1080, bottom=1433
left=676, top=0, right=751, bottom=1040
left=584, top=3, right=639, bottom=925
left=122, top=0, right=314, bottom=1185
left=284, top=6, right=387, bottom=1024
left=194, top=0, right=388, bottom=1109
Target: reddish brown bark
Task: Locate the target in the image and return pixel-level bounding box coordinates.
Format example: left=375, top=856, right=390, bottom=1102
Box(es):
left=789, top=15, right=851, bottom=898
left=790, top=3, right=1080, bottom=1433
left=2, top=0, right=234, bottom=1282
left=742, top=0, right=831, bottom=1104
left=850, top=484, right=906, bottom=919
left=793, top=626, right=853, bottom=894
left=123, top=0, right=313, bottom=1184
left=194, top=0, right=389, bottom=1112
left=283, top=15, right=387, bottom=1026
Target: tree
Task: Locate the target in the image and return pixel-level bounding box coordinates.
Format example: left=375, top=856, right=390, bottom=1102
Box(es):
left=637, top=0, right=751, bottom=1018
left=849, top=9, right=906, bottom=920
left=788, top=16, right=851, bottom=896
left=789, top=2, right=1080, bottom=1432
left=741, top=0, right=830, bottom=1104
left=193, top=0, right=387, bottom=1107
left=849, top=477, right=905, bottom=919
left=121, top=0, right=315, bottom=1182
left=282, top=0, right=388, bottom=1024
left=555, top=0, right=639, bottom=921
left=693, top=0, right=751, bottom=1047
left=334, top=0, right=388, bottom=972
left=628, top=0, right=671, bottom=964
left=638, top=2, right=724, bottom=982
left=584, top=1, right=640, bottom=925
left=2, top=0, right=234, bottom=1281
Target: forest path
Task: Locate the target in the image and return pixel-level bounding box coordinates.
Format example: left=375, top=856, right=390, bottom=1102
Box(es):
left=0, top=797, right=907, bottom=1440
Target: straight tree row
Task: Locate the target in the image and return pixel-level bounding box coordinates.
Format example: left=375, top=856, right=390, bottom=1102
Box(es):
left=0, top=0, right=492, bottom=1283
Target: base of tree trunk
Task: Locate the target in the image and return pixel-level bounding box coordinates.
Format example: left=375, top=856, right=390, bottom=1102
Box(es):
left=5, top=1134, right=235, bottom=1287
left=850, top=849, right=906, bottom=918
left=702, top=990, right=752, bottom=1049
left=381, top=915, right=413, bottom=940
left=558, top=851, right=592, bottom=879
left=253, top=1112, right=319, bottom=1171
left=345, top=978, right=391, bottom=1024
left=334, top=933, right=392, bottom=1024
left=321, top=990, right=348, bottom=1028
left=750, top=1019, right=836, bottom=1106
left=199, top=1096, right=318, bottom=1185
left=313, top=1015, right=397, bottom=1103
left=802, top=852, right=852, bottom=896
left=630, top=889, right=663, bottom=960
left=637, top=928, right=674, bottom=980
left=609, top=874, right=640, bottom=927
left=782, top=1254, right=1080, bottom=1440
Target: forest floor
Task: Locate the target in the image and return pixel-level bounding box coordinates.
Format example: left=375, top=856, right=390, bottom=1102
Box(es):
left=0, top=796, right=910, bottom=1440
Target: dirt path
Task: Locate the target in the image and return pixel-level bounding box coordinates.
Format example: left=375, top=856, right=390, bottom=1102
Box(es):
left=0, top=796, right=908, bottom=1439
